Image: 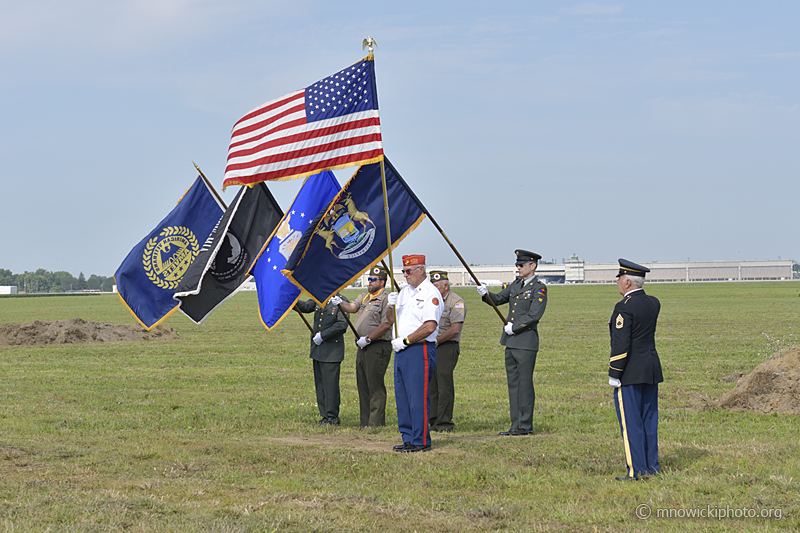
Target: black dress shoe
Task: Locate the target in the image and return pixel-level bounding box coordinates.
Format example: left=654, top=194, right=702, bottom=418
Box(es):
left=399, top=444, right=432, bottom=453
left=393, top=442, right=411, bottom=451
left=510, top=429, right=532, bottom=436
left=499, top=429, right=516, bottom=436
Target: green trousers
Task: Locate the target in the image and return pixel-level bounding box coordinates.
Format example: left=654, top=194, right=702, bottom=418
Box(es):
left=313, top=359, right=341, bottom=424
left=504, top=347, right=537, bottom=432
left=355, top=341, right=392, bottom=427
left=429, top=342, right=460, bottom=431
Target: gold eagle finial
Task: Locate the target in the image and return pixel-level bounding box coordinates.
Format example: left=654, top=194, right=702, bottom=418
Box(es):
left=362, top=36, right=377, bottom=54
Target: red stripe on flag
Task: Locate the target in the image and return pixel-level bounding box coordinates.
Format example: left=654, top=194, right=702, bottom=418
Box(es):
left=225, top=133, right=381, bottom=173
left=231, top=91, right=305, bottom=131
left=229, top=115, right=308, bottom=152
left=224, top=149, right=384, bottom=186
left=227, top=118, right=382, bottom=165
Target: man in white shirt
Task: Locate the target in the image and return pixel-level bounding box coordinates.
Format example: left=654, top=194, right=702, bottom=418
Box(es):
left=387, top=254, right=444, bottom=452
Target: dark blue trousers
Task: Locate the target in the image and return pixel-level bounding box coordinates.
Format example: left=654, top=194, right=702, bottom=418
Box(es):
left=395, top=342, right=436, bottom=446
left=614, top=383, right=659, bottom=478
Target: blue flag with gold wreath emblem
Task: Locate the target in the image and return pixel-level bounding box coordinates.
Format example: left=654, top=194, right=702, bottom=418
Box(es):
left=249, top=171, right=341, bottom=330
left=114, top=176, right=224, bottom=330
left=282, top=158, right=427, bottom=305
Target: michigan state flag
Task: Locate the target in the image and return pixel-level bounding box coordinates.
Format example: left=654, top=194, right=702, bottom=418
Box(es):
left=282, top=158, right=427, bottom=305
left=114, top=176, right=224, bottom=330
left=250, top=171, right=341, bottom=330
left=173, top=182, right=283, bottom=324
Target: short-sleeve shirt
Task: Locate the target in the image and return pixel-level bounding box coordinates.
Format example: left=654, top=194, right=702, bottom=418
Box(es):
left=353, top=288, right=392, bottom=341
left=439, top=290, right=466, bottom=343
left=396, top=278, right=444, bottom=342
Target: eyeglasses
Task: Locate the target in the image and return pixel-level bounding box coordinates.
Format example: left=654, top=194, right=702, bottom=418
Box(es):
left=402, top=266, right=421, bottom=275
left=367, top=277, right=379, bottom=282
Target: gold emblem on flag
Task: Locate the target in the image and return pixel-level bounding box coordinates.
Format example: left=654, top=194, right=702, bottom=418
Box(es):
left=143, top=226, right=199, bottom=289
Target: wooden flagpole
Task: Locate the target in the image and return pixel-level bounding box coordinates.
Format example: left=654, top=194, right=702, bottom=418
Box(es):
left=365, top=36, right=399, bottom=338
left=193, top=161, right=228, bottom=210
left=425, top=212, right=508, bottom=325
left=380, top=259, right=400, bottom=291
left=342, top=308, right=360, bottom=339
left=293, top=306, right=314, bottom=333
left=379, top=159, right=399, bottom=337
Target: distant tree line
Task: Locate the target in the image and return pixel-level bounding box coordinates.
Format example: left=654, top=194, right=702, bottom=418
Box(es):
left=0, top=269, right=115, bottom=293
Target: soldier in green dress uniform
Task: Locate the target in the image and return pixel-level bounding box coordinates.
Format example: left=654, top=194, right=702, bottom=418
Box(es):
left=296, top=294, right=349, bottom=425
left=477, top=249, right=547, bottom=436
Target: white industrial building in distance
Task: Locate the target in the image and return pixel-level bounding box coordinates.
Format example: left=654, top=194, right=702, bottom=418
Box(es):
left=357, top=257, right=794, bottom=287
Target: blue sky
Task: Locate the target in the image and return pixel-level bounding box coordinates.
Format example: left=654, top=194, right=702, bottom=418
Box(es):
left=1, top=1, right=798, bottom=276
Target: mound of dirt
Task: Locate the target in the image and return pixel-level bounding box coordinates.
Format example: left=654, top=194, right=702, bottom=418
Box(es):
left=717, top=347, right=800, bottom=414
left=0, top=318, right=178, bottom=346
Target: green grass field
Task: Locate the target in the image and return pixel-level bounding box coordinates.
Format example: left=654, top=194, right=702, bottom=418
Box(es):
left=1, top=282, right=798, bottom=532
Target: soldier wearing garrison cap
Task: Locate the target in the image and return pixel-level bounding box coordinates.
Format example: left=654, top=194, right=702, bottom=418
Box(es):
left=608, top=258, right=663, bottom=481
left=331, top=265, right=394, bottom=427
left=477, top=249, right=547, bottom=436
left=428, top=270, right=466, bottom=432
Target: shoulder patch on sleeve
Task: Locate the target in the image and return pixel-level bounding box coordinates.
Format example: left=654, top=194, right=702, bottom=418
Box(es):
left=432, top=297, right=440, bottom=306
left=615, top=314, right=624, bottom=329
left=454, top=302, right=464, bottom=309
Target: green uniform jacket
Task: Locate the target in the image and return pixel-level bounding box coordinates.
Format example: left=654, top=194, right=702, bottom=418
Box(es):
left=483, top=276, right=547, bottom=351
left=296, top=297, right=349, bottom=363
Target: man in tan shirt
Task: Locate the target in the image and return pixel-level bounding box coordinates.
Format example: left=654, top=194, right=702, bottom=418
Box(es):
left=331, top=266, right=394, bottom=427
left=428, top=270, right=466, bottom=432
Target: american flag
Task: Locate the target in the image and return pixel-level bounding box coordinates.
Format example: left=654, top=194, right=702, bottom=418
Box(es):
left=222, top=56, right=384, bottom=189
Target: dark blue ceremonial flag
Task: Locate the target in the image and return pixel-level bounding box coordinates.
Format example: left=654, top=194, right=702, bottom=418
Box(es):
left=283, top=158, right=427, bottom=305
left=250, top=171, right=341, bottom=330
left=114, top=176, right=224, bottom=330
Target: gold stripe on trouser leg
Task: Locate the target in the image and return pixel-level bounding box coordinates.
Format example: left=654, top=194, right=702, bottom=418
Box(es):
left=617, top=387, right=634, bottom=478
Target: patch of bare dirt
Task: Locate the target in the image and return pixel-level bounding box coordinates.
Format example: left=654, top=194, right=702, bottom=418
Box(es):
left=716, top=347, right=800, bottom=414
left=0, top=318, right=178, bottom=346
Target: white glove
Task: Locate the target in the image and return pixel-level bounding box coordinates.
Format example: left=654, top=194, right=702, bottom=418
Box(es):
left=387, top=292, right=398, bottom=307
left=392, top=337, right=406, bottom=352
left=477, top=284, right=488, bottom=296
left=330, top=295, right=342, bottom=306
left=504, top=322, right=514, bottom=336
left=356, top=336, right=370, bottom=349
left=313, top=332, right=323, bottom=345
left=609, top=377, right=621, bottom=388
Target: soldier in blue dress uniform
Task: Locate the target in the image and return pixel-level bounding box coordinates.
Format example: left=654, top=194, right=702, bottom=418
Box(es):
left=608, top=259, right=663, bottom=480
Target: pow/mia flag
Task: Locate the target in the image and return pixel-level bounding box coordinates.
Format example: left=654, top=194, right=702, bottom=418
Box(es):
left=174, top=182, right=283, bottom=324
left=114, top=176, right=224, bottom=330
